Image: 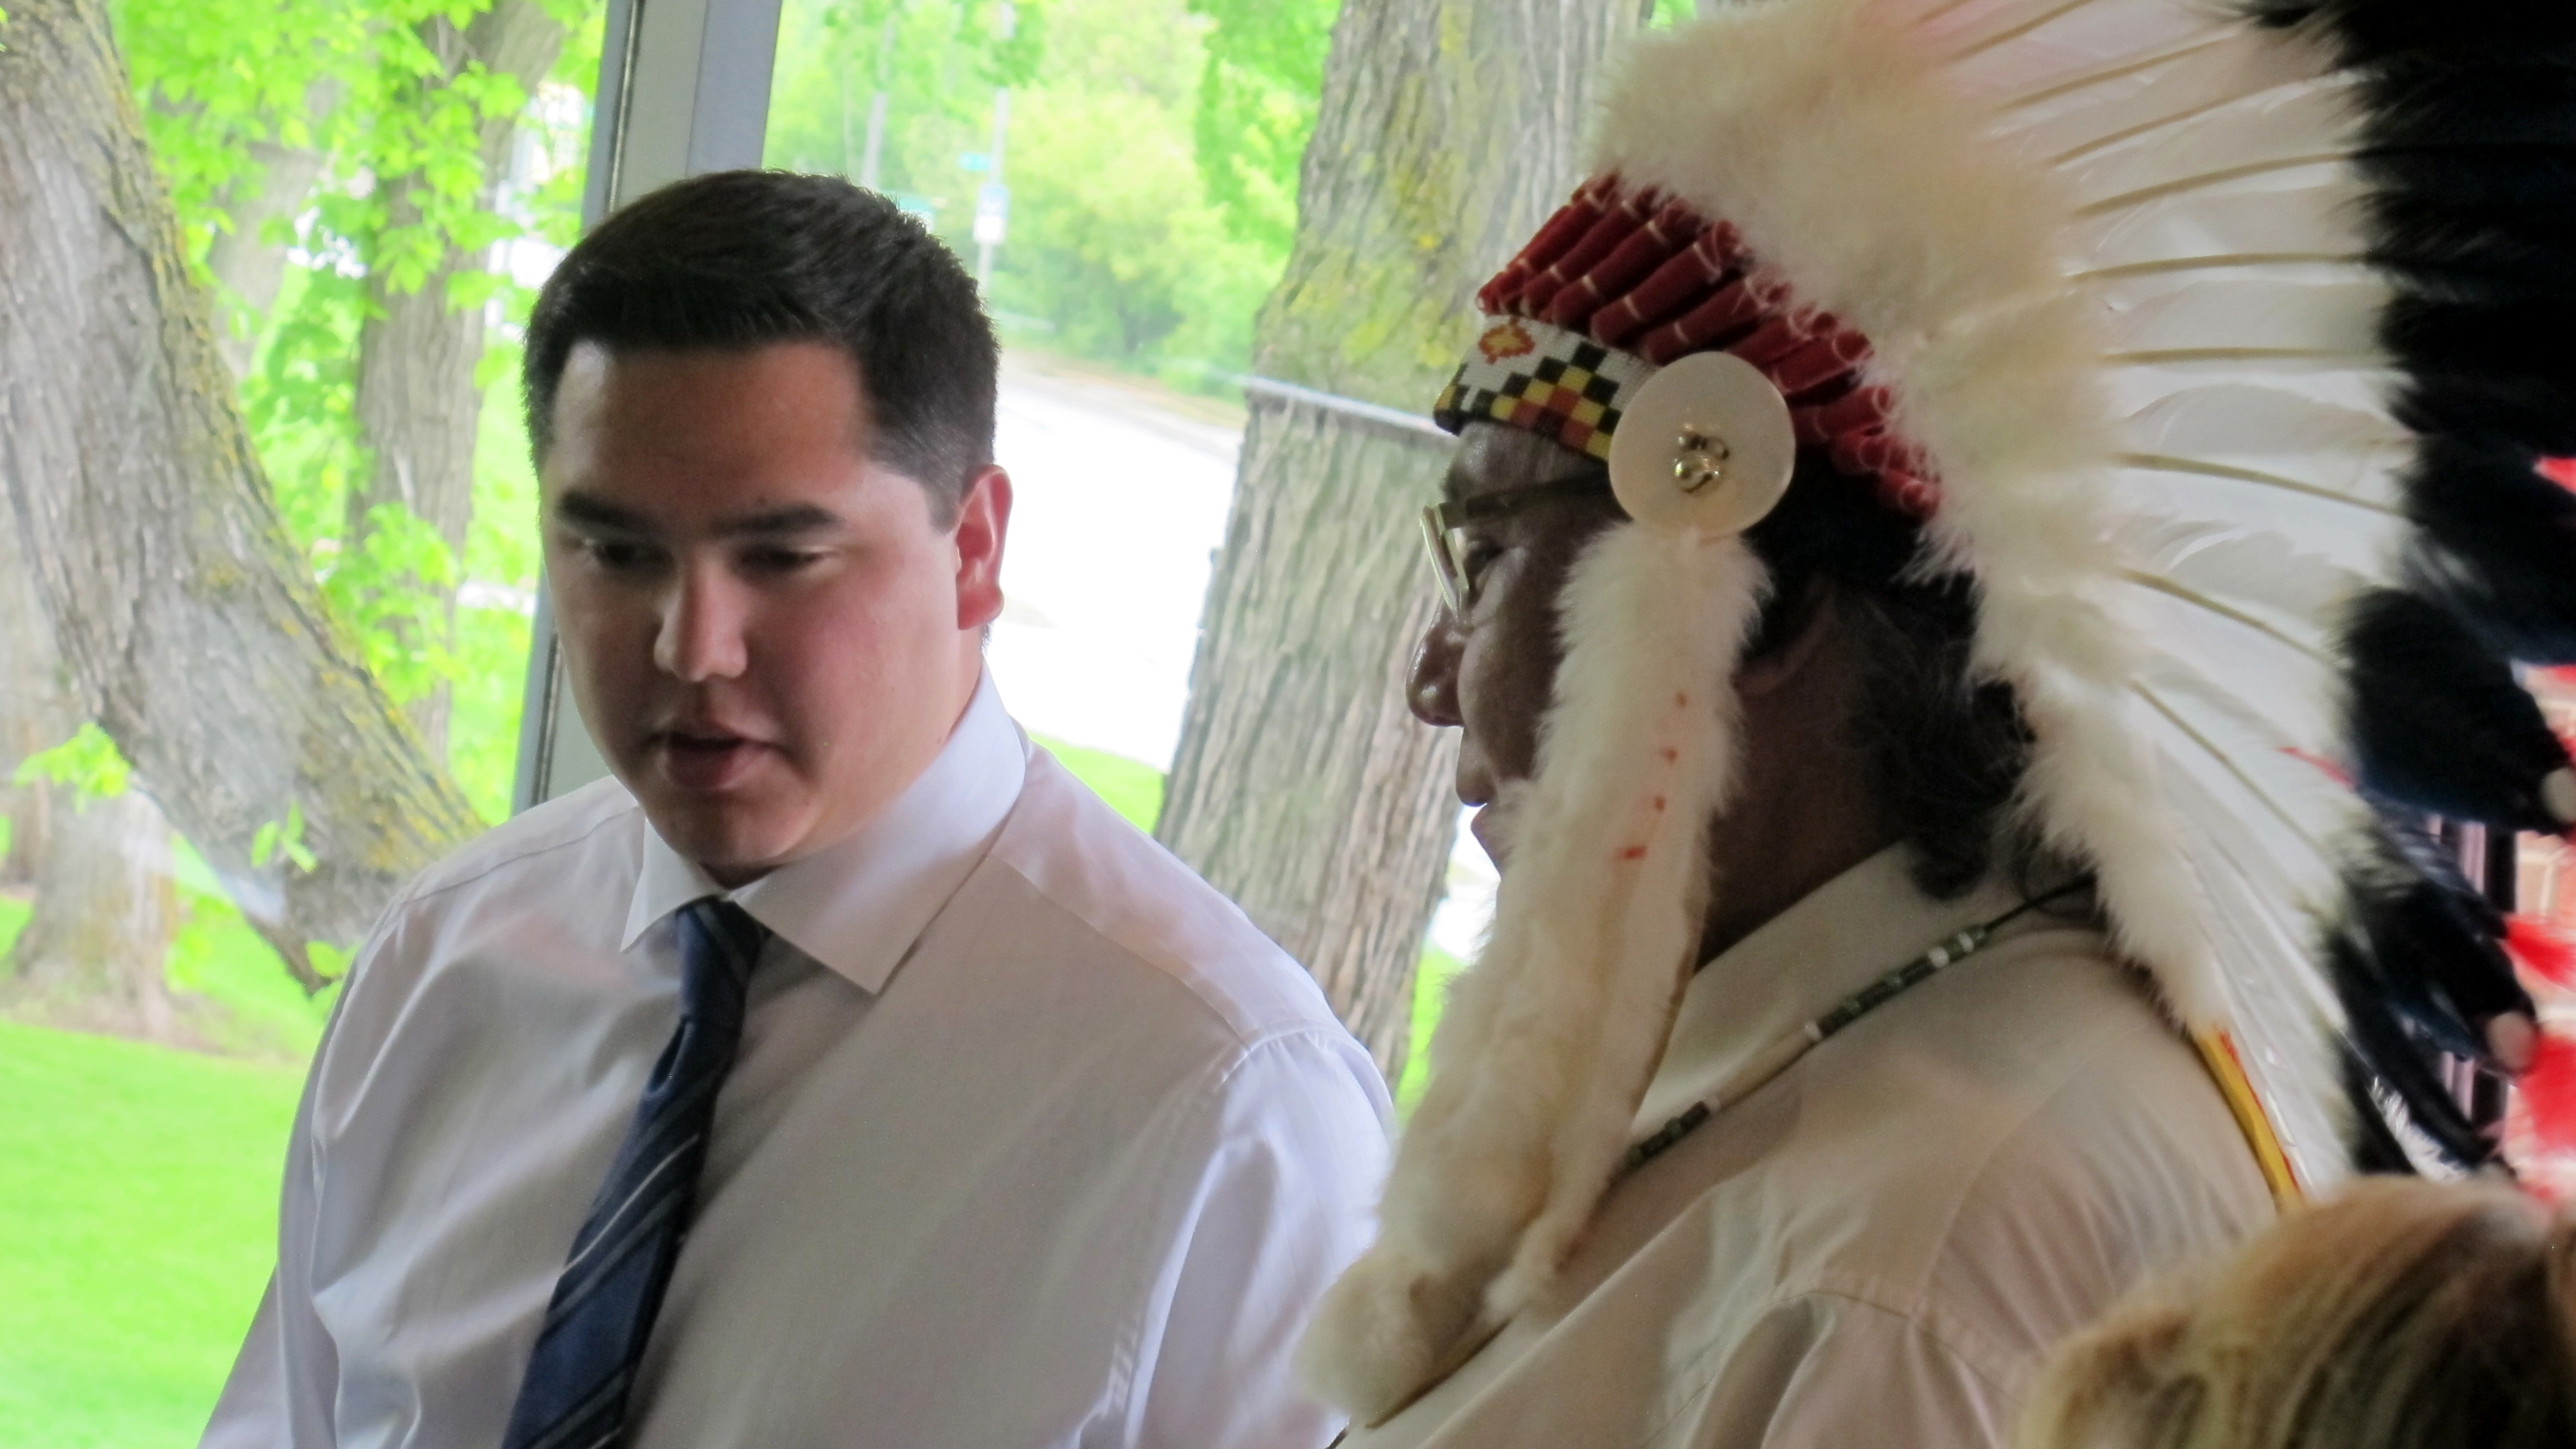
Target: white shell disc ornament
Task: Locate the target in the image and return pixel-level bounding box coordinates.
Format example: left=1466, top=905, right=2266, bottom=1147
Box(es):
left=1606, top=350, right=1796, bottom=537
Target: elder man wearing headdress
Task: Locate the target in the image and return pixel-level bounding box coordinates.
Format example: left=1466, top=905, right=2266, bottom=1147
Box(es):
left=1296, top=0, right=2576, bottom=1444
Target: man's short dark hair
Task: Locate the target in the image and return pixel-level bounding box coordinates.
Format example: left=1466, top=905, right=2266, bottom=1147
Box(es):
left=523, top=170, right=998, bottom=524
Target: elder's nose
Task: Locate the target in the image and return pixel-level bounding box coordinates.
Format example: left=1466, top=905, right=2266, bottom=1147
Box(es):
left=1409, top=613, right=1466, bottom=729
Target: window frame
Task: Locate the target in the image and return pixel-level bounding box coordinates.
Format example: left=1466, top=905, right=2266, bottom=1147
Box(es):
left=511, top=0, right=789, bottom=812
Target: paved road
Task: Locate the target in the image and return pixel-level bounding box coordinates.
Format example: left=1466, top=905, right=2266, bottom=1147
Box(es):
left=989, top=353, right=1497, bottom=961
left=985, top=352, right=1241, bottom=770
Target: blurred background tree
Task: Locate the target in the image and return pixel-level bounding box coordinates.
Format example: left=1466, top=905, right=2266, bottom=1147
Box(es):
left=1, top=0, right=604, bottom=1049
left=765, top=0, right=1323, bottom=388
left=1153, top=0, right=1645, bottom=1081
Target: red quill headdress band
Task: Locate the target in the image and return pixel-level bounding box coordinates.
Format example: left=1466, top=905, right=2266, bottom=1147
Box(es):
left=1433, top=177, right=1939, bottom=518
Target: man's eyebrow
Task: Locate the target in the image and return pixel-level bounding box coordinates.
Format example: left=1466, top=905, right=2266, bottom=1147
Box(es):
left=551, top=491, right=652, bottom=532
left=709, top=503, right=842, bottom=539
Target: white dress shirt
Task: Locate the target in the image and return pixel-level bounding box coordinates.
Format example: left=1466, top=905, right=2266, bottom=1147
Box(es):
left=1347, top=845, right=2274, bottom=1449
left=203, top=675, right=1393, bottom=1449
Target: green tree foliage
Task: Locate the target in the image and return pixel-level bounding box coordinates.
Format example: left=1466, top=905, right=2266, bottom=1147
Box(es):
left=994, top=5, right=1277, bottom=374
left=763, top=0, right=1038, bottom=210
left=1186, top=0, right=1335, bottom=256
left=112, top=0, right=600, bottom=823
left=765, top=0, right=1318, bottom=384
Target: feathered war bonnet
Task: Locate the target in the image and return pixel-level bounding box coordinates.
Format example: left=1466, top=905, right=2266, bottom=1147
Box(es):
left=1299, top=0, right=2576, bottom=1422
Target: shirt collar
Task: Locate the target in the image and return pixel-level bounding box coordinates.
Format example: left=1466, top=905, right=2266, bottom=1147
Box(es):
left=623, top=671, right=1028, bottom=994
left=1628, top=842, right=2025, bottom=1137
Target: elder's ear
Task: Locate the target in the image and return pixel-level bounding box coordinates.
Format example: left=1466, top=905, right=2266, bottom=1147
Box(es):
left=1736, top=577, right=1837, bottom=698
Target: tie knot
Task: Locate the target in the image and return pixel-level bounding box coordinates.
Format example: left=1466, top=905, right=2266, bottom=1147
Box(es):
left=676, top=898, right=766, bottom=1022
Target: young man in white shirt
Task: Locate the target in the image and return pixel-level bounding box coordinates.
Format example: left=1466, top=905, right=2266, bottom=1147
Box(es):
left=203, top=169, right=1391, bottom=1449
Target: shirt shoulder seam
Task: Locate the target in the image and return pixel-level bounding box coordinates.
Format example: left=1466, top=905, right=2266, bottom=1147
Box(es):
left=388, top=801, right=638, bottom=919
left=977, top=849, right=1325, bottom=1056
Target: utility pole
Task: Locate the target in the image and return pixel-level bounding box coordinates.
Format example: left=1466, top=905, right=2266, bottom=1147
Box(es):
left=972, top=2, right=1013, bottom=290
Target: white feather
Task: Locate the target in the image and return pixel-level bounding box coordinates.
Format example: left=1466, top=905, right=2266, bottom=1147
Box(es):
left=2065, top=83, right=2355, bottom=218
left=2077, top=177, right=2368, bottom=277
left=2102, top=276, right=2390, bottom=363
left=1993, top=22, right=2318, bottom=165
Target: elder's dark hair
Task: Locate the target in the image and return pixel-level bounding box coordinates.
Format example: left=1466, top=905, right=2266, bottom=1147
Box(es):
left=523, top=169, right=996, bottom=523
left=1743, top=448, right=2038, bottom=900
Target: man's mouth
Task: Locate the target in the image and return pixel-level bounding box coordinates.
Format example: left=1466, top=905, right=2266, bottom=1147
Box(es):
left=650, top=728, right=766, bottom=790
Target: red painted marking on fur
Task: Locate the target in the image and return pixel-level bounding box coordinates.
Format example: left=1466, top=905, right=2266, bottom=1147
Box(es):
left=2278, top=746, right=2354, bottom=789
left=1616, top=845, right=1646, bottom=861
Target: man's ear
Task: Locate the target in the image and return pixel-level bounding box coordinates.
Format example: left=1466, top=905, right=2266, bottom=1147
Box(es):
left=953, top=465, right=1012, bottom=632
left=1735, top=576, right=1837, bottom=698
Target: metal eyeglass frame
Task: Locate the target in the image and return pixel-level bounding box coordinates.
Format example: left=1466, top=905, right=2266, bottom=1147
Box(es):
left=1418, top=470, right=1616, bottom=616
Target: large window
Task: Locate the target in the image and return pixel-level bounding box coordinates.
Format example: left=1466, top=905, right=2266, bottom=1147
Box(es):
left=5, top=2, right=605, bottom=1438
left=0, top=2, right=1452, bottom=1438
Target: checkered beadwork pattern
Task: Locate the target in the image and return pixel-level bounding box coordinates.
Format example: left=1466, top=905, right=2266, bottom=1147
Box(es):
left=1431, top=174, right=1940, bottom=518
left=1433, top=318, right=1659, bottom=462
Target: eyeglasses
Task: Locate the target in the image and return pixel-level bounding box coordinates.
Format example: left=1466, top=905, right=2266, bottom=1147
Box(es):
left=1418, top=471, right=1616, bottom=616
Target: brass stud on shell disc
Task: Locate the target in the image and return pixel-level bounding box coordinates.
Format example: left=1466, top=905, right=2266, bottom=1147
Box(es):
left=1607, top=351, right=1796, bottom=537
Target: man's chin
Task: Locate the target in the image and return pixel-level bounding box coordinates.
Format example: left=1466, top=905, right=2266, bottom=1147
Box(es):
left=637, top=796, right=807, bottom=884
left=1467, top=787, right=1525, bottom=871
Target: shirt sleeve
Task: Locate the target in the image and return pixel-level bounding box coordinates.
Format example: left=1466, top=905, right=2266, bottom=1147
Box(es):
left=1678, top=1292, right=2017, bottom=1449
left=1124, top=1027, right=1393, bottom=1449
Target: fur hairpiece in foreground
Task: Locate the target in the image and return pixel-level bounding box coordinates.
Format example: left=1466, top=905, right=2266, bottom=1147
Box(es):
left=1297, top=526, right=1766, bottom=1419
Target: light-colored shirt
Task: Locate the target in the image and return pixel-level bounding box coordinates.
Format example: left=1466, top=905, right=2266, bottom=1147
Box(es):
left=203, top=676, right=1393, bottom=1449
left=1347, top=845, right=2273, bottom=1449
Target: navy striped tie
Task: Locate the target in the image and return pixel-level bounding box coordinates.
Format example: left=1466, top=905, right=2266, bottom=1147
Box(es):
left=500, top=898, right=766, bottom=1449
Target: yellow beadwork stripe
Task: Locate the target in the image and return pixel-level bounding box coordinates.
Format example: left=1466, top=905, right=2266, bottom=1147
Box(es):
left=2193, top=1027, right=2303, bottom=1210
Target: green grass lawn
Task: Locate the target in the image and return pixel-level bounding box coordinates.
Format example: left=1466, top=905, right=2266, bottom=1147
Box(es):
left=0, top=1019, right=303, bottom=1448
left=1034, top=734, right=1165, bottom=830
left=0, top=742, right=1462, bottom=1444
left=1400, top=944, right=1467, bottom=1114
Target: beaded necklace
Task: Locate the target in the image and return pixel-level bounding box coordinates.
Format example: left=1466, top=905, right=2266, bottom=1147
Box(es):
left=1613, top=879, right=2092, bottom=1185
left=1321, top=881, right=2096, bottom=1446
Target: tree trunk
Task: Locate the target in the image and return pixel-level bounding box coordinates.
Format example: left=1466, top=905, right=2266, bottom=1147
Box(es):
left=3, top=790, right=181, bottom=1040
left=202, top=116, right=335, bottom=378
left=1156, top=0, right=1636, bottom=1082
left=347, top=0, right=569, bottom=759
left=1, top=440, right=184, bottom=1037
left=0, top=0, right=484, bottom=992
left=0, top=448, right=74, bottom=888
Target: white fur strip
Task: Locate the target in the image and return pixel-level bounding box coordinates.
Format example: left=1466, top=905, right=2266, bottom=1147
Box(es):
left=1296, top=525, right=1771, bottom=1421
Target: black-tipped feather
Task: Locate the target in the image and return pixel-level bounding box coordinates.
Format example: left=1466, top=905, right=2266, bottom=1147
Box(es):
left=2382, top=299, right=2576, bottom=456
left=2244, top=0, right=2576, bottom=66
left=2341, top=813, right=2535, bottom=1063
left=2229, top=0, right=2574, bottom=1179
left=2327, top=931, right=2498, bottom=1169
left=2399, top=437, right=2576, bottom=662
left=2366, top=160, right=2576, bottom=276
left=2342, top=588, right=2573, bottom=830
left=2342, top=1045, right=2423, bottom=1174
